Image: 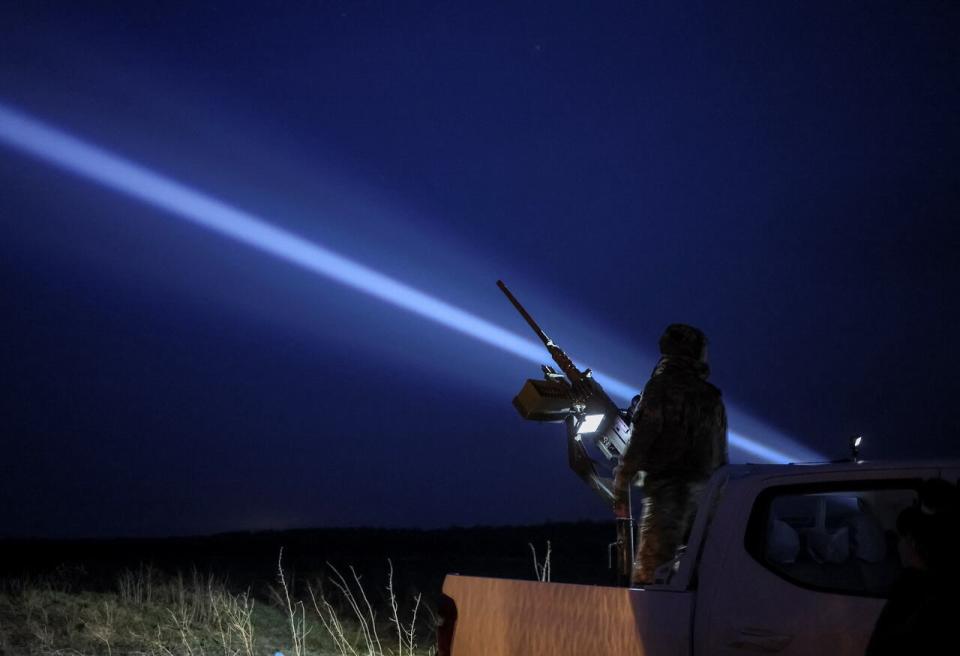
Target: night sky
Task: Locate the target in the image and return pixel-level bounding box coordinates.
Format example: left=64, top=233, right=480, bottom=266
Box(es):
left=1, top=2, right=958, bottom=538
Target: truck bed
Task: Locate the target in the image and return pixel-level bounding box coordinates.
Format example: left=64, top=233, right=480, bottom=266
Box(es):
left=442, top=574, right=691, bottom=656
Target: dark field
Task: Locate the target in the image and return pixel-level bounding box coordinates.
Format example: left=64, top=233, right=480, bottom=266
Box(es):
left=0, top=522, right=617, bottom=655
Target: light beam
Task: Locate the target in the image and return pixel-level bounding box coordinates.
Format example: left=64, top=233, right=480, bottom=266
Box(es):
left=0, top=102, right=819, bottom=464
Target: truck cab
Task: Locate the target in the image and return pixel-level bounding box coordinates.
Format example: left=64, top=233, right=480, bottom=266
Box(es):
left=441, top=460, right=960, bottom=655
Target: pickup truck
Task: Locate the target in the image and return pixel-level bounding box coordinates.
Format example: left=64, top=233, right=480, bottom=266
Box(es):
left=440, top=459, right=960, bottom=655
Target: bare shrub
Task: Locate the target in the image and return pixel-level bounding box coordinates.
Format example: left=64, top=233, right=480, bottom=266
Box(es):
left=81, top=599, right=118, bottom=656
left=529, top=540, right=552, bottom=582
left=307, top=559, right=424, bottom=656
left=276, top=548, right=310, bottom=656
left=118, top=563, right=156, bottom=607
left=209, top=586, right=257, bottom=656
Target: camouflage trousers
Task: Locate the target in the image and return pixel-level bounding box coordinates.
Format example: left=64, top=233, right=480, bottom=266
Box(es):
left=632, top=477, right=706, bottom=585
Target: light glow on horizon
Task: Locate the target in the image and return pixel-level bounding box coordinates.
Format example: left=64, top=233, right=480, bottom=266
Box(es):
left=0, top=102, right=818, bottom=464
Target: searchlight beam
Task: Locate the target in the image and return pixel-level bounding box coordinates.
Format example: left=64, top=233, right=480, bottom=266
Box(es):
left=0, top=102, right=815, bottom=464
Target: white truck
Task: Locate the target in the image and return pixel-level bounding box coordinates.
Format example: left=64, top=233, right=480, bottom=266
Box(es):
left=440, top=459, right=960, bottom=655
left=460, top=285, right=956, bottom=654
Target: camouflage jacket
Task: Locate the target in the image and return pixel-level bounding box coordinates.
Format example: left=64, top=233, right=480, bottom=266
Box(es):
left=620, top=355, right=728, bottom=481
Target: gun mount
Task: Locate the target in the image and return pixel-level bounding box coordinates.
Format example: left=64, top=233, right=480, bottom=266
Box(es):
left=497, top=280, right=636, bottom=581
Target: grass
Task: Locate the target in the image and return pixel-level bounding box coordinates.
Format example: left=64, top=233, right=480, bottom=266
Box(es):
left=0, top=556, right=435, bottom=656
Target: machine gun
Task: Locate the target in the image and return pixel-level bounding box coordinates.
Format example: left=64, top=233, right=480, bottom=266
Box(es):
left=497, top=280, right=637, bottom=581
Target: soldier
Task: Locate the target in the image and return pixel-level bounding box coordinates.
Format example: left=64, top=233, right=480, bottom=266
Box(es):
left=613, top=324, right=728, bottom=585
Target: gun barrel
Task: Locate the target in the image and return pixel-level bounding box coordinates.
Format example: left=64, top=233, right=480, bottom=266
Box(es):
left=496, top=280, right=551, bottom=346
left=497, top=280, right=582, bottom=382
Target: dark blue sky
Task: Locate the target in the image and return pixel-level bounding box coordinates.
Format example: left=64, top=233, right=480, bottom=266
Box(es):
left=1, top=2, right=958, bottom=537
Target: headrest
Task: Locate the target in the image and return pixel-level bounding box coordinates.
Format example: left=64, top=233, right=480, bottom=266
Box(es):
left=766, top=518, right=800, bottom=564
left=805, top=526, right=850, bottom=564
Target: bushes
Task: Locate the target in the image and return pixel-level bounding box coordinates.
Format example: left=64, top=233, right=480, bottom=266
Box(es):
left=0, top=555, right=434, bottom=656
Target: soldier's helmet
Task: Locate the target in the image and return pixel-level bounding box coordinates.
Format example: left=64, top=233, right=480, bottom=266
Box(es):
left=659, top=324, right=708, bottom=362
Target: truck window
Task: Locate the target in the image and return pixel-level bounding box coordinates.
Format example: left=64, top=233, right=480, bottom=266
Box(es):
left=746, top=482, right=920, bottom=597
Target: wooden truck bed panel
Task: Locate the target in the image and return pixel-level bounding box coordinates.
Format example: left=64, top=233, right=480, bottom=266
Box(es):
left=443, top=575, right=691, bottom=656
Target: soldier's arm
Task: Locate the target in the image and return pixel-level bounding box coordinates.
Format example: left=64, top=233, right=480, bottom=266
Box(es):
left=618, top=379, right=665, bottom=483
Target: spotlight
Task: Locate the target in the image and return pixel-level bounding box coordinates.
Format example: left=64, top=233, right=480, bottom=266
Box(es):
left=576, top=414, right=605, bottom=435
left=850, top=435, right=863, bottom=461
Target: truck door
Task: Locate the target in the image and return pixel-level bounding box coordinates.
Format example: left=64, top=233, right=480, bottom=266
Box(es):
left=695, top=470, right=938, bottom=656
